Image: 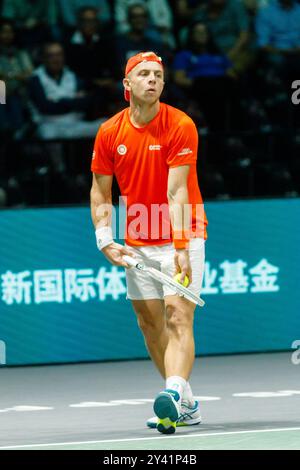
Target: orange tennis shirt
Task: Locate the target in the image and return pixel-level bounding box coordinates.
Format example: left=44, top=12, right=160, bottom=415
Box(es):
left=91, top=102, right=208, bottom=247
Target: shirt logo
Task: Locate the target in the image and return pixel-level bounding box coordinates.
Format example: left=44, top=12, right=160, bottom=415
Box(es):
left=177, top=148, right=193, bottom=156
left=149, top=145, right=162, bottom=151
left=117, top=144, right=127, bottom=155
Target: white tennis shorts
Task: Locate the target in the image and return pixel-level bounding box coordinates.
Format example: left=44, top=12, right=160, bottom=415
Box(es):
left=125, top=238, right=205, bottom=300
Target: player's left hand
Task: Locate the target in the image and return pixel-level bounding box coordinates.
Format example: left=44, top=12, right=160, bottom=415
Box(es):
left=174, top=249, right=192, bottom=285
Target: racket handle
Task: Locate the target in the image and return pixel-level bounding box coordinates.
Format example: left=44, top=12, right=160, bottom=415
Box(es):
left=123, top=255, right=138, bottom=268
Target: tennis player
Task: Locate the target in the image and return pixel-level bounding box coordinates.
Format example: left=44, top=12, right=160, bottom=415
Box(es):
left=90, top=51, right=208, bottom=434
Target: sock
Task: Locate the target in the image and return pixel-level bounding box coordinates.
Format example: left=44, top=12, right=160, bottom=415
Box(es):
left=182, top=381, right=195, bottom=408
left=166, top=375, right=187, bottom=402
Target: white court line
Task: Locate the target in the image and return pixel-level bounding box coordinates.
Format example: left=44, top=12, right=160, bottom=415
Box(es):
left=1, top=427, right=300, bottom=450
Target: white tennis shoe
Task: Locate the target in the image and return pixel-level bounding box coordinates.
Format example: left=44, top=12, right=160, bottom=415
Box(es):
left=147, top=399, right=202, bottom=430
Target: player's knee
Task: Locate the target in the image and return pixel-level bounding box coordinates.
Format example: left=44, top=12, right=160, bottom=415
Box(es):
left=165, top=305, right=193, bottom=336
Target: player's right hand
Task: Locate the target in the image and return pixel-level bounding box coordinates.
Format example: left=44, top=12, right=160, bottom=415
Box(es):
left=101, top=242, right=133, bottom=268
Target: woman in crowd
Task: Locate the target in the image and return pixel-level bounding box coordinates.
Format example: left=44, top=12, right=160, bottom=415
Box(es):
left=173, top=21, right=238, bottom=130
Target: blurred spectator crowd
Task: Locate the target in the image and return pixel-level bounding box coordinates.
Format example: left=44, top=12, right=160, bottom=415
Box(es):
left=1, top=0, right=300, bottom=208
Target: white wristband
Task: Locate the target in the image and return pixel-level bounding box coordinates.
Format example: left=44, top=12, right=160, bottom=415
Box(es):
left=95, top=226, right=114, bottom=251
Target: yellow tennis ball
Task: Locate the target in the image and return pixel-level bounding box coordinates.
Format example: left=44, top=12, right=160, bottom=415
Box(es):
left=173, top=273, right=189, bottom=287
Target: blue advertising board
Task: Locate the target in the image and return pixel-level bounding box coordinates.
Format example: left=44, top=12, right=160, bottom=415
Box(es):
left=0, top=199, right=299, bottom=365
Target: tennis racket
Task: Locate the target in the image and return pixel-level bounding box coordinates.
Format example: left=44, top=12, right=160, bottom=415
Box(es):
left=123, top=255, right=205, bottom=308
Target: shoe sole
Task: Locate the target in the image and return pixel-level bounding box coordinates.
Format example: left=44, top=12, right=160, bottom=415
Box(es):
left=153, top=392, right=180, bottom=434
left=147, top=419, right=201, bottom=429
